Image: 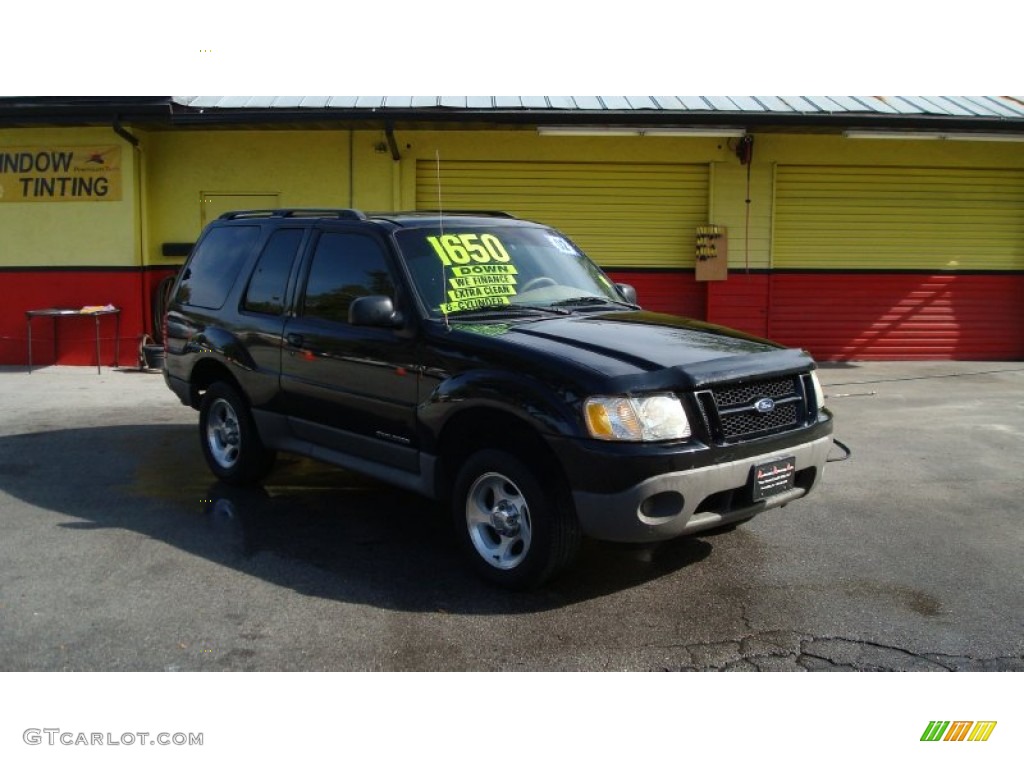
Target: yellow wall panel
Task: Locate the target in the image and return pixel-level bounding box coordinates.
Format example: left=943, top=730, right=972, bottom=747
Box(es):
left=143, top=130, right=354, bottom=266
left=12, top=124, right=1006, bottom=276
left=415, top=159, right=709, bottom=268
left=710, top=160, right=774, bottom=270
left=775, top=165, right=1024, bottom=270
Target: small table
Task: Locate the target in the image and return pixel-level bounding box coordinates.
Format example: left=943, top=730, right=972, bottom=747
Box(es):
left=26, top=307, right=121, bottom=375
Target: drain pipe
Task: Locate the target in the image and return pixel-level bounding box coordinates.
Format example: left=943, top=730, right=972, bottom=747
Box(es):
left=114, top=116, right=146, bottom=364
left=348, top=130, right=354, bottom=207
left=386, top=123, right=402, bottom=209
left=384, top=123, right=401, bottom=161
left=113, top=116, right=140, bottom=147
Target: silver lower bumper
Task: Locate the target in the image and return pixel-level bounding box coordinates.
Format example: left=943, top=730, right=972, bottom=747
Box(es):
left=572, top=435, right=834, bottom=543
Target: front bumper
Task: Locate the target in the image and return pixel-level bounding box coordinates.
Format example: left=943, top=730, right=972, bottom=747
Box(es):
left=569, top=434, right=834, bottom=543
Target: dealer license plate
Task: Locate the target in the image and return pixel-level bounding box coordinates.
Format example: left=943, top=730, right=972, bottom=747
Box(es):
left=752, top=457, right=796, bottom=501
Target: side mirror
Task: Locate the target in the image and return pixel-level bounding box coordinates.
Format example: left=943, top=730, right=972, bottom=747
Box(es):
left=349, top=295, right=403, bottom=328
left=615, top=283, right=638, bottom=305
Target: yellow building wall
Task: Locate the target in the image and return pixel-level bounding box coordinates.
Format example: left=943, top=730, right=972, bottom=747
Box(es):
left=712, top=134, right=1024, bottom=273
left=140, top=127, right=743, bottom=269
left=758, top=133, right=1024, bottom=169
left=0, top=127, right=140, bottom=268
left=390, top=130, right=1022, bottom=273
left=709, top=159, right=774, bottom=270
left=6, top=125, right=1019, bottom=273
left=394, top=130, right=734, bottom=272
left=142, top=129, right=354, bottom=266
left=391, top=129, right=734, bottom=210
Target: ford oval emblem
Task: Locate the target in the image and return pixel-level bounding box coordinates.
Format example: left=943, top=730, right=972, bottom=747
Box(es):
left=754, top=397, right=776, bottom=414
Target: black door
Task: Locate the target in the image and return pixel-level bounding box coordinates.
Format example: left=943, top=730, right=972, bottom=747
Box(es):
left=280, top=228, right=421, bottom=471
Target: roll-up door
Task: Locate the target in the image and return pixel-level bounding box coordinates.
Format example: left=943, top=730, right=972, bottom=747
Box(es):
left=416, top=160, right=708, bottom=269
left=771, top=165, right=1024, bottom=360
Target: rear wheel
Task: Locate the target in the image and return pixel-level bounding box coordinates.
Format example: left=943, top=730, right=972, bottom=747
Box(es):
left=452, top=449, right=580, bottom=589
left=198, top=381, right=276, bottom=485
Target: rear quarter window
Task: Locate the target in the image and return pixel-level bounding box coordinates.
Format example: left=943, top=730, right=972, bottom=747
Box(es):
left=243, top=228, right=304, bottom=315
left=175, top=225, right=260, bottom=309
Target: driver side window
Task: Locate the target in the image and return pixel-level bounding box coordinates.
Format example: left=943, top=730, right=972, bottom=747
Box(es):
left=302, top=232, right=395, bottom=323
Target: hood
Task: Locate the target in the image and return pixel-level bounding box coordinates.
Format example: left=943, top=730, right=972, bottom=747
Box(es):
left=448, top=310, right=816, bottom=390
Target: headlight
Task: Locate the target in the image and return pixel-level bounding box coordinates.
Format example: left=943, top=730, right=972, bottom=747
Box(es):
left=810, top=370, right=826, bottom=409
left=584, top=393, right=692, bottom=441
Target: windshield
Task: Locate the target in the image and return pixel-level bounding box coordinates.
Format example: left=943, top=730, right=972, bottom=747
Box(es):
left=394, top=225, right=627, bottom=318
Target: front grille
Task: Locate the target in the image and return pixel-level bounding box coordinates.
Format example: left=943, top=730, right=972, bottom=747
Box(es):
left=713, top=377, right=797, bottom=408
left=720, top=403, right=798, bottom=438
left=700, top=375, right=808, bottom=442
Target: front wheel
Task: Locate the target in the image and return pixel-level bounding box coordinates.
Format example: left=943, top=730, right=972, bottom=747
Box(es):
left=452, top=450, right=580, bottom=589
left=198, top=381, right=276, bottom=485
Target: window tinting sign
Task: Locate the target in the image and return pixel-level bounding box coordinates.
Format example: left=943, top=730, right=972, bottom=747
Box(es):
left=0, top=146, right=122, bottom=202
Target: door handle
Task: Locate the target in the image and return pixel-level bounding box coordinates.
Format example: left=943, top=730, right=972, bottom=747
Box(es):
left=285, top=333, right=305, bottom=348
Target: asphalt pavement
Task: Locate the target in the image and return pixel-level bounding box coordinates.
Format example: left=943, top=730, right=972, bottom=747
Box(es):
left=0, top=361, right=1022, bottom=671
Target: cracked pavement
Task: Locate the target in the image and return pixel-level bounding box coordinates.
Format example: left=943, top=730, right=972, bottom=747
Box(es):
left=1, top=362, right=1022, bottom=671
left=659, top=632, right=1024, bottom=672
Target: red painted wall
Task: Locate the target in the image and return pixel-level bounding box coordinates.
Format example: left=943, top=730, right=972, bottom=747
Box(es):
left=606, top=270, right=705, bottom=320
left=706, top=273, right=770, bottom=339
left=642, top=269, right=1023, bottom=361
left=768, top=273, right=1024, bottom=361
left=3, top=267, right=1019, bottom=365
left=0, top=268, right=179, bottom=367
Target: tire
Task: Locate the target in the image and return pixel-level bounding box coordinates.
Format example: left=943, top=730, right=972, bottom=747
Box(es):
left=451, top=449, right=581, bottom=589
left=198, top=381, right=276, bottom=485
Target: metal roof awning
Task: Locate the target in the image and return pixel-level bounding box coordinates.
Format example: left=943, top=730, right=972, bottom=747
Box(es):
left=168, top=96, right=1024, bottom=134
left=3, top=96, right=1024, bottom=134
left=173, top=95, right=1024, bottom=118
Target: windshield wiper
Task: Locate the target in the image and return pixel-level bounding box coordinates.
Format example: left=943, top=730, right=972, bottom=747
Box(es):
left=443, top=303, right=571, bottom=319
left=548, top=296, right=639, bottom=310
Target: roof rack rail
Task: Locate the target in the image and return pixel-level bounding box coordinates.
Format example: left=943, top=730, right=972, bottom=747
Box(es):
left=414, top=209, right=517, bottom=218
left=219, top=209, right=368, bottom=221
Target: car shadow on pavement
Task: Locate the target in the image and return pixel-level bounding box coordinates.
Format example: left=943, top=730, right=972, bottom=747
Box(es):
left=0, top=424, right=712, bottom=614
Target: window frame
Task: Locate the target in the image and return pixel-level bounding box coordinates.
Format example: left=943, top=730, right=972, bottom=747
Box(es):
left=176, top=223, right=262, bottom=311
left=295, top=227, right=402, bottom=326
left=239, top=227, right=309, bottom=318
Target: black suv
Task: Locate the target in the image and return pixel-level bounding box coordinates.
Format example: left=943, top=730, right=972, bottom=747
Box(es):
left=164, top=209, right=834, bottom=587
